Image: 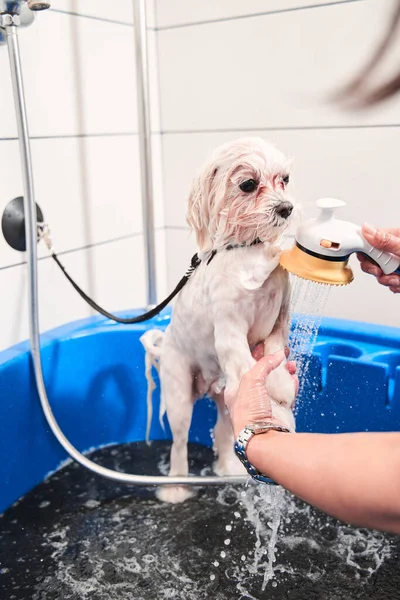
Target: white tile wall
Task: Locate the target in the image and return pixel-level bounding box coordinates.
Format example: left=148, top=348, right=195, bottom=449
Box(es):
left=164, top=227, right=196, bottom=287
left=0, top=235, right=144, bottom=352
left=157, top=0, right=400, bottom=132
left=156, top=0, right=400, bottom=327
left=53, top=1, right=134, bottom=23
left=53, top=0, right=156, bottom=28
left=147, top=29, right=162, bottom=132
left=0, top=1, right=166, bottom=352
left=156, top=0, right=356, bottom=28
left=0, top=45, right=18, bottom=139
left=16, top=11, right=138, bottom=137
left=0, top=135, right=145, bottom=269
left=155, top=226, right=167, bottom=299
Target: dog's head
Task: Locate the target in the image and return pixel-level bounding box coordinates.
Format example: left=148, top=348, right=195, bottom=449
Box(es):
left=186, top=137, right=296, bottom=252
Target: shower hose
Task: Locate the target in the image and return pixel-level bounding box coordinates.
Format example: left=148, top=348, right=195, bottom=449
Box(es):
left=5, top=23, right=247, bottom=488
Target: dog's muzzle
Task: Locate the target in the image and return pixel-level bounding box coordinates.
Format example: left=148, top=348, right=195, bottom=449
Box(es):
left=275, top=201, right=293, bottom=220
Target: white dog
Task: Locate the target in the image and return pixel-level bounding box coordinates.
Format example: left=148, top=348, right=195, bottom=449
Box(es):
left=141, top=137, right=297, bottom=503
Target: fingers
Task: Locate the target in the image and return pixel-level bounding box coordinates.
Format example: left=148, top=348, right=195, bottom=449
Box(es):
left=377, top=273, right=400, bottom=289
left=358, top=256, right=383, bottom=278
left=362, top=224, right=400, bottom=257
left=357, top=248, right=400, bottom=292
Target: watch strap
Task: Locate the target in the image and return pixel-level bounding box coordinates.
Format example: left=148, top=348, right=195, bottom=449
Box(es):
left=234, top=423, right=290, bottom=484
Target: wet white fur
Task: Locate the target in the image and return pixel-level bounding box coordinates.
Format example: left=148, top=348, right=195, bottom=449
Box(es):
left=141, top=138, right=297, bottom=503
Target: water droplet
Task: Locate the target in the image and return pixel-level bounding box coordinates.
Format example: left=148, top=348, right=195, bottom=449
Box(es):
left=84, top=499, right=100, bottom=509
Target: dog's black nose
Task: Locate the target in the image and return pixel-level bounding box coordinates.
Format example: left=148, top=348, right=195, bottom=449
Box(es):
left=276, top=201, right=293, bottom=220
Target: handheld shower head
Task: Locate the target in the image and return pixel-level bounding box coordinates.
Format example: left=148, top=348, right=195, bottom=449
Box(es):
left=280, top=198, right=400, bottom=285
left=0, top=0, right=49, bottom=15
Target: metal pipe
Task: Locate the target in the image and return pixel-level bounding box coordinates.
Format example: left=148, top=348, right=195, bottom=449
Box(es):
left=133, top=0, right=157, bottom=307
left=5, top=22, right=246, bottom=488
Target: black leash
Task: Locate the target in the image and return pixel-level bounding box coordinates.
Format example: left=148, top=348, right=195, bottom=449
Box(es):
left=48, top=237, right=262, bottom=325
left=51, top=251, right=202, bottom=324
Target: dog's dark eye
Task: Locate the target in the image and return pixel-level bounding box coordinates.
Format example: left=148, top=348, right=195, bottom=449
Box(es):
left=239, top=179, right=258, bottom=193
left=283, top=175, right=290, bottom=185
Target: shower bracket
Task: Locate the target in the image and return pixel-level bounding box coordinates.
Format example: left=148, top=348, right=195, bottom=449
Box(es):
left=2, top=196, right=44, bottom=252
left=0, top=1, right=45, bottom=43
left=0, top=13, right=20, bottom=27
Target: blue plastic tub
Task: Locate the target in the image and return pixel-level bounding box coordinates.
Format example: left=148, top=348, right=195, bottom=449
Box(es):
left=1, top=310, right=399, bottom=515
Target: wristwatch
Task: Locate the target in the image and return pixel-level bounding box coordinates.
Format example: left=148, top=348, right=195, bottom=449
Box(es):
left=234, top=421, right=290, bottom=484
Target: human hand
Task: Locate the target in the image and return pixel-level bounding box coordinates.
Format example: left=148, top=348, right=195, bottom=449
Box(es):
left=357, top=224, right=400, bottom=294
left=225, top=347, right=299, bottom=437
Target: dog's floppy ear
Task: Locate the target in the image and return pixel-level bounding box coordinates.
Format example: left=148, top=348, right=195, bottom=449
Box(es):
left=186, top=165, right=217, bottom=252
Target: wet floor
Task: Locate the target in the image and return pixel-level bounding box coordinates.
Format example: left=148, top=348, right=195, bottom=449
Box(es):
left=0, top=441, right=399, bottom=600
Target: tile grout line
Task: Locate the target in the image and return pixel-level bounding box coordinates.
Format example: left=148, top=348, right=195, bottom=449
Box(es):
left=156, top=0, right=365, bottom=31
left=0, top=227, right=170, bottom=273
left=0, top=124, right=398, bottom=143
left=30, top=132, right=139, bottom=140
left=49, top=8, right=155, bottom=30
left=0, top=232, right=137, bottom=272
left=50, top=8, right=133, bottom=26
left=0, top=132, right=161, bottom=142
left=161, top=124, right=400, bottom=134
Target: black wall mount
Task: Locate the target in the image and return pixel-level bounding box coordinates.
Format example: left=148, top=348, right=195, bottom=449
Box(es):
left=1, top=196, right=44, bottom=252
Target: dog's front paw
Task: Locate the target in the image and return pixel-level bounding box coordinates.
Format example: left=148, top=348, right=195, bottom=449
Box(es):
left=265, top=363, right=296, bottom=407
left=269, top=244, right=282, bottom=260
left=214, top=453, right=246, bottom=477
left=265, top=363, right=296, bottom=432
left=270, top=401, right=296, bottom=432
left=156, top=485, right=195, bottom=504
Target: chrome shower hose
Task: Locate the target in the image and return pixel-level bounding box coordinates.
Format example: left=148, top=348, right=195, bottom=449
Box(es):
left=5, top=23, right=247, bottom=488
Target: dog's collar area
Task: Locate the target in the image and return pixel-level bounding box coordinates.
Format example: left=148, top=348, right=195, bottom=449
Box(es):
left=205, top=237, right=263, bottom=265
left=225, top=237, right=263, bottom=251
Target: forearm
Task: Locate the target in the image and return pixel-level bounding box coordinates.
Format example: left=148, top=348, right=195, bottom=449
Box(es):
left=247, top=431, right=400, bottom=533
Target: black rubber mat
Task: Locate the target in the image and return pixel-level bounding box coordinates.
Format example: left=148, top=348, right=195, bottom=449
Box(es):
left=0, top=441, right=399, bottom=600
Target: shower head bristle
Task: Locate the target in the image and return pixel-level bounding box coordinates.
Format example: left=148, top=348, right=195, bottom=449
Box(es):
left=27, top=0, right=50, bottom=10
left=280, top=245, right=353, bottom=286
